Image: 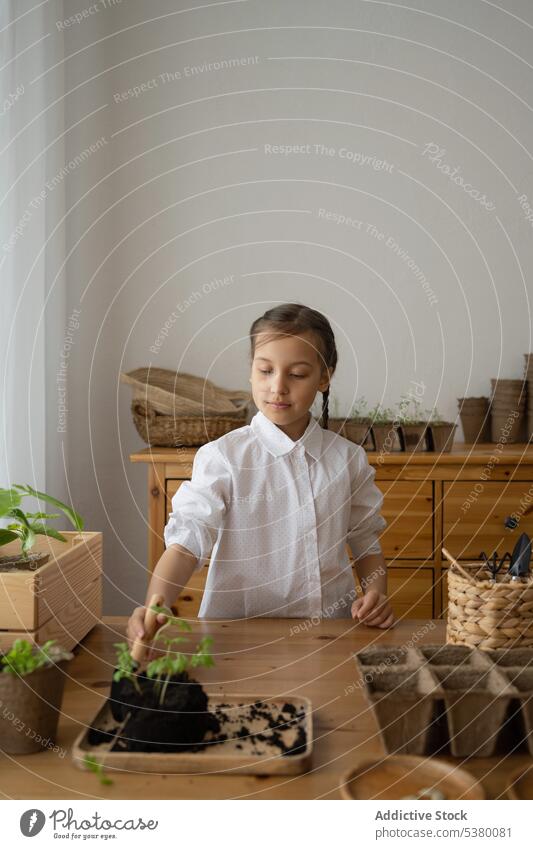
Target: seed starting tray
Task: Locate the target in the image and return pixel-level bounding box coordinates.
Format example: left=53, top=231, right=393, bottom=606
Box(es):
left=354, top=644, right=533, bottom=757
left=72, top=694, right=313, bottom=776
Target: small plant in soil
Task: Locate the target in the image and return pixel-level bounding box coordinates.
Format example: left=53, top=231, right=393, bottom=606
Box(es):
left=1, top=638, right=72, bottom=676
left=396, top=394, right=427, bottom=425
left=368, top=403, right=395, bottom=424
left=109, top=605, right=218, bottom=753
left=145, top=606, right=214, bottom=706
left=0, top=638, right=73, bottom=756
left=348, top=396, right=370, bottom=421
left=0, top=484, right=84, bottom=568
left=426, top=407, right=450, bottom=425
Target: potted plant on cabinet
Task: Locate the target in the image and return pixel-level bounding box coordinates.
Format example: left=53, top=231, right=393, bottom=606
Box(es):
left=396, top=395, right=429, bottom=452
left=0, top=484, right=102, bottom=652
left=326, top=397, right=373, bottom=447
left=369, top=403, right=402, bottom=453
left=0, top=638, right=73, bottom=754
left=426, top=408, right=458, bottom=453
left=344, top=397, right=374, bottom=448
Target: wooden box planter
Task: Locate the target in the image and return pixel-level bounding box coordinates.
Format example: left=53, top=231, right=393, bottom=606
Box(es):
left=0, top=532, right=102, bottom=652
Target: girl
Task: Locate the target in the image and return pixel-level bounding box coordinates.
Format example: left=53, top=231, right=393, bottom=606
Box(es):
left=127, top=303, right=395, bottom=645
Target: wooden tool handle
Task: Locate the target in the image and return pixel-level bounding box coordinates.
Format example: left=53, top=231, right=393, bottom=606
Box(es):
left=131, top=593, right=166, bottom=664
left=441, top=547, right=477, bottom=584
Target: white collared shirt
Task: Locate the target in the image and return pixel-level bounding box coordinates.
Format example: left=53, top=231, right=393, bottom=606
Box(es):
left=164, top=409, right=387, bottom=619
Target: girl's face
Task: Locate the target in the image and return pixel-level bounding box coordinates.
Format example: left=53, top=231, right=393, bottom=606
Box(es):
left=250, top=330, right=332, bottom=430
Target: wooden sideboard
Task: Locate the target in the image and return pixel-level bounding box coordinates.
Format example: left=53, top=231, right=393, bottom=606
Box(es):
left=130, top=442, right=533, bottom=619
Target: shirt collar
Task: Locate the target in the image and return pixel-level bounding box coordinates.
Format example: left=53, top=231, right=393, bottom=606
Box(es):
left=250, top=409, right=324, bottom=460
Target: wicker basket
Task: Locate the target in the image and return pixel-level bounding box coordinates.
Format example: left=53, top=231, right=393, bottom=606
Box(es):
left=131, top=400, right=248, bottom=447
left=122, top=368, right=251, bottom=447
left=446, top=560, right=533, bottom=650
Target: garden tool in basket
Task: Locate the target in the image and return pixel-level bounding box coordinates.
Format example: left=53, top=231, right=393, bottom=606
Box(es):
left=507, top=533, right=532, bottom=581
left=477, top=533, right=532, bottom=582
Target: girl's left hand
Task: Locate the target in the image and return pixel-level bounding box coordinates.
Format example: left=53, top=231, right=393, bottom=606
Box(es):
left=351, top=589, right=396, bottom=628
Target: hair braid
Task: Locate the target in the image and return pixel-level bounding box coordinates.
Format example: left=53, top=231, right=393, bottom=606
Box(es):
left=321, top=387, right=330, bottom=430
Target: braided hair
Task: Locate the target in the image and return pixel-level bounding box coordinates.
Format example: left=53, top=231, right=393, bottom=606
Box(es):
left=249, top=303, right=338, bottom=429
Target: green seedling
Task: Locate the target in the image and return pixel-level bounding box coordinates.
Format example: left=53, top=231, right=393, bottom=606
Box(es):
left=426, top=407, right=446, bottom=424
left=84, top=754, right=113, bottom=786
left=146, top=604, right=214, bottom=706
left=348, top=396, right=369, bottom=421
left=112, top=641, right=143, bottom=695
left=396, top=394, right=426, bottom=425
left=368, top=403, right=395, bottom=424
left=0, top=638, right=72, bottom=677
left=0, top=483, right=84, bottom=555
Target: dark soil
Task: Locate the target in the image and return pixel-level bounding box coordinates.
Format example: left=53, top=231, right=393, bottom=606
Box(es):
left=106, top=671, right=219, bottom=753
left=0, top=552, right=49, bottom=572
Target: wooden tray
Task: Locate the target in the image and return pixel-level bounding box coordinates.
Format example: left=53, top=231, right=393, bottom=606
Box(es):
left=340, top=755, right=485, bottom=800
left=72, top=694, right=312, bottom=776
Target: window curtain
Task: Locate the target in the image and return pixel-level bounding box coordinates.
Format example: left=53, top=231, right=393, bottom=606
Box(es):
left=0, top=1, right=66, bottom=503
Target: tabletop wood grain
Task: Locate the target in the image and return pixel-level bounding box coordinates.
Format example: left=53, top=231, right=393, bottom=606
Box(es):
left=0, top=617, right=530, bottom=800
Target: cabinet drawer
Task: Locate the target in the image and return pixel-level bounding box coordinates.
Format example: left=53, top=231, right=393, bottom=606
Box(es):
left=387, top=566, right=434, bottom=619
left=181, top=565, right=434, bottom=619
left=354, top=563, right=434, bottom=618
left=376, top=481, right=434, bottom=558
left=166, top=479, right=184, bottom=514
left=442, top=481, right=533, bottom=559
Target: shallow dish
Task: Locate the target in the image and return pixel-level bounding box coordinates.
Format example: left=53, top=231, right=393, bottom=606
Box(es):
left=340, top=755, right=485, bottom=800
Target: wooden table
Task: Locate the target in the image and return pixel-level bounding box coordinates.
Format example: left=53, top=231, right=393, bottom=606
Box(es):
left=0, top=617, right=530, bottom=799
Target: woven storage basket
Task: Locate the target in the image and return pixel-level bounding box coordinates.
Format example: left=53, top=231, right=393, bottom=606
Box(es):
left=446, top=561, right=533, bottom=650
left=122, top=369, right=251, bottom=447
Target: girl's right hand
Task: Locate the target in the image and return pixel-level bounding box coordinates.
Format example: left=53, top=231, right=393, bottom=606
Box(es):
left=126, top=605, right=168, bottom=655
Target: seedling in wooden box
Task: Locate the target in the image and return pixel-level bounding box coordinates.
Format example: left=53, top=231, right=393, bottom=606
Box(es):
left=0, top=483, right=84, bottom=569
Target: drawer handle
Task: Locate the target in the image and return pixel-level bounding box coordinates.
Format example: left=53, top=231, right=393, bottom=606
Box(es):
left=505, top=500, right=533, bottom=529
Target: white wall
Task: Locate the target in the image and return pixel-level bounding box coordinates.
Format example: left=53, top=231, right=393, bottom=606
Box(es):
left=51, top=0, right=533, bottom=612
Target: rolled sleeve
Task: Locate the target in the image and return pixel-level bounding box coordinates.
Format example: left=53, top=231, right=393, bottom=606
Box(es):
left=163, top=443, right=232, bottom=571
left=346, top=447, right=387, bottom=560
